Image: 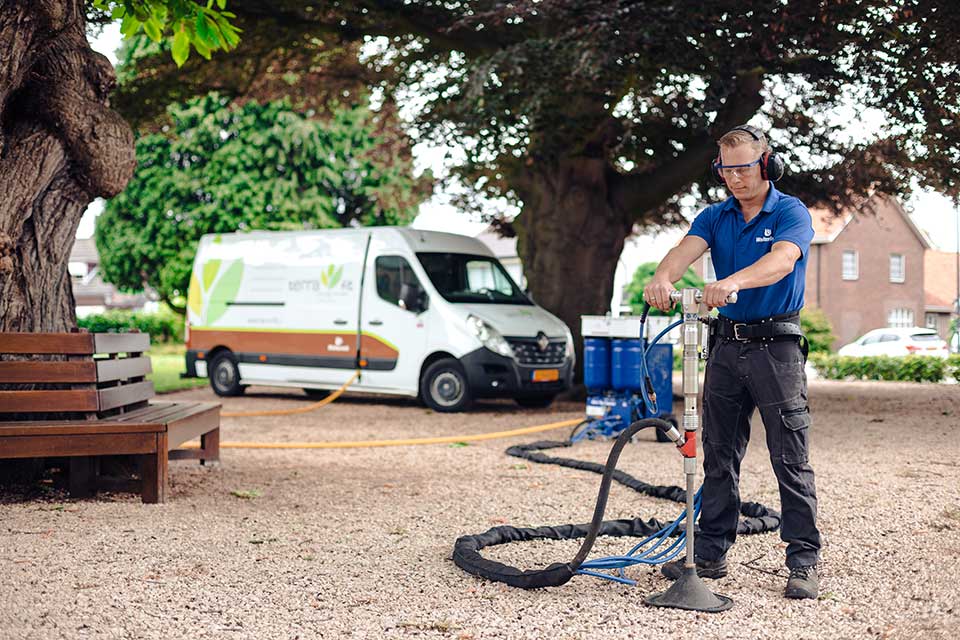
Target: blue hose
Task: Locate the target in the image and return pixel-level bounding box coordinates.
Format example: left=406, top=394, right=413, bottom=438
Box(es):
left=576, top=489, right=703, bottom=585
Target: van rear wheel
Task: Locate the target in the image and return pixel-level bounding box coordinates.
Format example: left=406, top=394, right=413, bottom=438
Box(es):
left=210, top=352, right=245, bottom=397
left=420, top=358, right=472, bottom=413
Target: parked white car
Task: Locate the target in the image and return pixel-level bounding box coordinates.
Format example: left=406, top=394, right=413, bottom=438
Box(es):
left=838, top=327, right=950, bottom=358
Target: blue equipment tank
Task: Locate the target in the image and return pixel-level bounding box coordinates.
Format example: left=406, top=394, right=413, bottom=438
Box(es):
left=611, top=338, right=644, bottom=392
left=583, top=337, right=611, bottom=393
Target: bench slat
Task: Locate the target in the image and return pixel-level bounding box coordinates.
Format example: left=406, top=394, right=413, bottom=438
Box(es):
left=0, top=389, right=98, bottom=413
left=96, top=356, right=152, bottom=382
left=0, top=361, right=96, bottom=383
left=98, top=380, right=154, bottom=411
left=0, top=333, right=95, bottom=355
left=103, top=401, right=191, bottom=424
left=93, top=333, right=150, bottom=355
left=0, top=421, right=164, bottom=436
left=0, top=432, right=158, bottom=459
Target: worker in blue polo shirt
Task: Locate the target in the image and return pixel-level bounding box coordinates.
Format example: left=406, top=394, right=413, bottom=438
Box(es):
left=643, top=124, right=821, bottom=600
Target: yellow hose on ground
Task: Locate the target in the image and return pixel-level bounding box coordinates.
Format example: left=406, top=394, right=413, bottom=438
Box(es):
left=221, top=370, right=360, bottom=417
left=184, top=417, right=582, bottom=450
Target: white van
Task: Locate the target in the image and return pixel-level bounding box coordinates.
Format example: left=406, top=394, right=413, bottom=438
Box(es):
left=183, top=227, right=574, bottom=412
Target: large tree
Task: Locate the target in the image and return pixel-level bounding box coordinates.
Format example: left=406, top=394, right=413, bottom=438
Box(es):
left=96, top=94, right=428, bottom=311
left=0, top=0, right=238, bottom=332
left=115, top=1, right=959, bottom=370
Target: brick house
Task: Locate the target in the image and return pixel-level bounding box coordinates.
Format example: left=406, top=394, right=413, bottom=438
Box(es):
left=806, top=195, right=931, bottom=348
left=924, top=249, right=960, bottom=341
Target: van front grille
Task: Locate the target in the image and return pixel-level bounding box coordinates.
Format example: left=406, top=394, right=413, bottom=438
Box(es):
left=507, top=338, right=566, bottom=365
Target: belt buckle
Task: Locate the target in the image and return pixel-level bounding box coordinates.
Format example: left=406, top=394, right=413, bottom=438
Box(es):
left=733, top=323, right=747, bottom=341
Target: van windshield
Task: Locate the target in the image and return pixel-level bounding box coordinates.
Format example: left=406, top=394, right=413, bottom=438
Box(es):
left=416, top=253, right=532, bottom=305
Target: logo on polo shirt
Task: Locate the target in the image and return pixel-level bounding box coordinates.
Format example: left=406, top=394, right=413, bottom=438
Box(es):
left=756, top=228, right=774, bottom=243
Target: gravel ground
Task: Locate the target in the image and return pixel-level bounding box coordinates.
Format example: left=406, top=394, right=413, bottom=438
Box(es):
left=1, top=379, right=959, bottom=640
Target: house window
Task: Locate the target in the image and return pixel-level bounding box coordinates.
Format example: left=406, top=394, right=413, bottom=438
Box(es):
left=703, top=253, right=716, bottom=283
left=842, top=250, right=858, bottom=280
left=889, top=254, right=905, bottom=283
left=926, top=313, right=938, bottom=330
left=887, top=308, right=914, bottom=328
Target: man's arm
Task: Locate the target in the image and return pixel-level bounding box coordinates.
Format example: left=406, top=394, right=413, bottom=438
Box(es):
left=702, top=241, right=801, bottom=308
left=643, top=235, right=708, bottom=312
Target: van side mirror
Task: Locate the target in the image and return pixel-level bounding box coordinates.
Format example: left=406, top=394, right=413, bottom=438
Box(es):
left=399, top=283, right=427, bottom=313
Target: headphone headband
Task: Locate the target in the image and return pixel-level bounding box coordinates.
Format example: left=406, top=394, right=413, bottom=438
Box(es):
left=731, top=125, right=763, bottom=143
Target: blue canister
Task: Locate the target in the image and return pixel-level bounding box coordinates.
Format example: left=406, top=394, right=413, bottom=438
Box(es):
left=611, top=338, right=644, bottom=392
left=583, top=337, right=611, bottom=392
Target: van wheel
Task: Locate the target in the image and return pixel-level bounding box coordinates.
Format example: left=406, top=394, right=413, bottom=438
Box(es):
left=210, top=352, right=245, bottom=397
left=420, top=358, right=472, bottom=413
left=515, top=394, right=556, bottom=409
left=303, top=388, right=331, bottom=400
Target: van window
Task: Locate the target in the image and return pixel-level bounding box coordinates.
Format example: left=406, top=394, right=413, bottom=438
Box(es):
left=417, top=253, right=532, bottom=305
left=375, top=256, right=422, bottom=307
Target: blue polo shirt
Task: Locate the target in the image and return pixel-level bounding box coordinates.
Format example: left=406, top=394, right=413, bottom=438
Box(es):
left=686, top=183, right=814, bottom=322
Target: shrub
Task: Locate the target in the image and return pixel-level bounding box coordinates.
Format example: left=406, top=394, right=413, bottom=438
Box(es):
left=948, top=354, right=960, bottom=383
left=77, top=306, right=184, bottom=344
left=800, top=307, right=836, bottom=355
left=809, top=354, right=948, bottom=383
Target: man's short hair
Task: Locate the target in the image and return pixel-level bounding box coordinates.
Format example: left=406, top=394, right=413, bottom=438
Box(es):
left=718, top=126, right=770, bottom=154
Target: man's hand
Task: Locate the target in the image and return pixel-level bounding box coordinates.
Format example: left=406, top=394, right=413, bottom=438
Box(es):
left=643, top=277, right=677, bottom=313
left=703, top=278, right=740, bottom=309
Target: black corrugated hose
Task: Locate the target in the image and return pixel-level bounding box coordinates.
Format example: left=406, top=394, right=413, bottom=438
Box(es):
left=451, top=419, right=781, bottom=589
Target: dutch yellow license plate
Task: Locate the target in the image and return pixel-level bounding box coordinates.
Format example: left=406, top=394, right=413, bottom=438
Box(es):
left=532, top=369, right=560, bottom=382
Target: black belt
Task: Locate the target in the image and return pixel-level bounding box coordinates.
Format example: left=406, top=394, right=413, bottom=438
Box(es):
left=714, top=313, right=803, bottom=342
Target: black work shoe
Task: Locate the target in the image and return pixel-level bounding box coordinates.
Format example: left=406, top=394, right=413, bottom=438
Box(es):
left=660, top=558, right=728, bottom=581
left=785, top=565, right=818, bottom=599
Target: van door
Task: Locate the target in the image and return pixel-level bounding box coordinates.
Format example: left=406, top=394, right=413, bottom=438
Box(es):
left=357, top=254, right=429, bottom=395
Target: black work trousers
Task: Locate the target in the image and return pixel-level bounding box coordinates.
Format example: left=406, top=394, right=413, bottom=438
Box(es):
left=695, top=333, right=821, bottom=568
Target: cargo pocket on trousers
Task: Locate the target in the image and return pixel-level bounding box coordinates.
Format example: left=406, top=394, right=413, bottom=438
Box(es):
left=780, top=406, right=811, bottom=465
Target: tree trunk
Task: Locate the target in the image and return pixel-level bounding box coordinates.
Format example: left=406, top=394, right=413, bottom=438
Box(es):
left=0, top=1, right=135, bottom=333
left=513, top=156, right=631, bottom=380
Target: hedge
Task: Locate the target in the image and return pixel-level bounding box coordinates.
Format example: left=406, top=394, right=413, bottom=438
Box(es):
left=77, top=307, right=184, bottom=344
left=810, top=354, right=960, bottom=383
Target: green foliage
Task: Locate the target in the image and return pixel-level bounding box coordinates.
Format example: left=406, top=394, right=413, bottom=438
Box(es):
left=96, top=94, right=427, bottom=310
left=77, top=306, right=184, bottom=343
left=948, top=354, right=960, bottom=384
left=92, top=0, right=240, bottom=67
left=800, top=307, right=836, bottom=355
left=624, top=263, right=704, bottom=316
left=809, top=354, right=950, bottom=383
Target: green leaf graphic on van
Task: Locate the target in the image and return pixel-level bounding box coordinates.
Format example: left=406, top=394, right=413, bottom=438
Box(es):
left=321, top=264, right=343, bottom=289
left=202, top=259, right=222, bottom=290
left=206, top=260, right=245, bottom=325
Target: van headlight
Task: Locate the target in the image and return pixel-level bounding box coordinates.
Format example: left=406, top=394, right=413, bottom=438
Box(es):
left=467, top=315, right=514, bottom=358
left=563, top=326, right=575, bottom=363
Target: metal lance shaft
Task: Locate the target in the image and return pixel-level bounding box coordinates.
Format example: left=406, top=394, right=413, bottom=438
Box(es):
left=679, top=288, right=701, bottom=568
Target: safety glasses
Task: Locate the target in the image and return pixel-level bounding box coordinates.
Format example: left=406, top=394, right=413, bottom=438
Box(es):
left=714, top=157, right=761, bottom=179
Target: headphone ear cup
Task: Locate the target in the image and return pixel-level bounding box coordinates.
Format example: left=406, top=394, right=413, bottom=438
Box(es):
left=711, top=155, right=725, bottom=185
left=765, top=152, right=785, bottom=182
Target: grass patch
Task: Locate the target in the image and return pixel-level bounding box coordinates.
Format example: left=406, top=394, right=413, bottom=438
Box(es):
left=146, top=343, right=207, bottom=394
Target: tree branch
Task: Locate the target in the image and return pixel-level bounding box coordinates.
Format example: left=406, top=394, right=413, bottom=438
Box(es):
left=610, top=71, right=765, bottom=221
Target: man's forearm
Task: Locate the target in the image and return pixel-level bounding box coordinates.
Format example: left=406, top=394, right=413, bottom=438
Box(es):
left=727, top=251, right=794, bottom=290
left=654, top=247, right=698, bottom=283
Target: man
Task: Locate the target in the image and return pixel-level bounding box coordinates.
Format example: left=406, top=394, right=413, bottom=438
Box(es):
left=643, top=125, right=821, bottom=599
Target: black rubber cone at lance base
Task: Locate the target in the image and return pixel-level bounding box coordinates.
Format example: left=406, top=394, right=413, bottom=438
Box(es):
left=644, top=566, right=734, bottom=613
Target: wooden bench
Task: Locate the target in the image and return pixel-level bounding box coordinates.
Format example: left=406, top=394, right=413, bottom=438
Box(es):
left=0, top=331, right=220, bottom=503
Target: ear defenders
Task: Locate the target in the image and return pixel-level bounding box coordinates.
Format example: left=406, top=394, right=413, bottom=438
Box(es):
left=711, top=125, right=785, bottom=184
